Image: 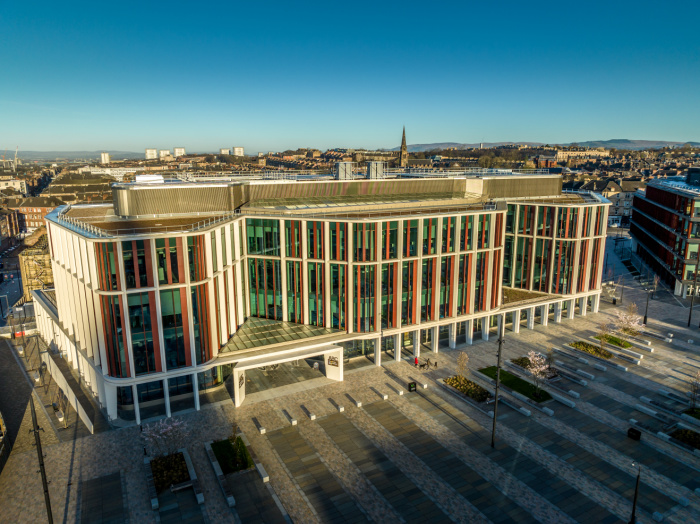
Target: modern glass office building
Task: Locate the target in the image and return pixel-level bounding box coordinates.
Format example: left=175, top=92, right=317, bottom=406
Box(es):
left=34, top=171, right=609, bottom=425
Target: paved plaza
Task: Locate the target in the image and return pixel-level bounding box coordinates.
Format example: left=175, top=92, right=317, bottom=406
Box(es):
left=2, top=238, right=700, bottom=523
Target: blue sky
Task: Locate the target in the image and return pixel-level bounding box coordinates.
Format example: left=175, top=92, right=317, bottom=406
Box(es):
left=1, top=1, right=699, bottom=152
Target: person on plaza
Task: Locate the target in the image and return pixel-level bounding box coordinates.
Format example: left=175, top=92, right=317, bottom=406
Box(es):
left=414, top=356, right=419, bottom=367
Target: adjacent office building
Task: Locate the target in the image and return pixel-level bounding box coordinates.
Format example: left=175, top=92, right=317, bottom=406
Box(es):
left=34, top=170, right=609, bottom=424
left=631, top=168, right=700, bottom=296
left=232, top=147, right=244, bottom=157
left=145, top=148, right=158, bottom=160
left=173, top=147, right=186, bottom=157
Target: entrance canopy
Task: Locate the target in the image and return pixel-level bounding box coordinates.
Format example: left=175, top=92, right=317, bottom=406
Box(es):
left=230, top=344, right=344, bottom=407
left=219, top=317, right=345, bottom=354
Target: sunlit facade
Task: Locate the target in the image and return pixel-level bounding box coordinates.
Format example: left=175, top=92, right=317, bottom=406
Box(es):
left=34, top=173, right=609, bottom=425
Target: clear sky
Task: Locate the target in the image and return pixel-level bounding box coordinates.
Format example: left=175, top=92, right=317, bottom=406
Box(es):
left=1, top=0, right=699, bottom=152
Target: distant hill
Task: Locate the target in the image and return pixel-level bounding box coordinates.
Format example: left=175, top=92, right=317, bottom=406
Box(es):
left=9, top=150, right=143, bottom=162
left=389, top=142, right=544, bottom=152
left=571, top=139, right=700, bottom=150
left=389, top=139, right=700, bottom=152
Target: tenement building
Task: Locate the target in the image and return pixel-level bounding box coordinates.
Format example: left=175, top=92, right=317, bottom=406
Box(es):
left=33, top=171, right=609, bottom=425
left=631, top=168, right=700, bottom=296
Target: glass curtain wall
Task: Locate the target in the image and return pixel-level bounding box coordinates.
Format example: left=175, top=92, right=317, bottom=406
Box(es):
left=382, top=221, right=398, bottom=259
left=286, top=261, right=303, bottom=323
left=156, top=238, right=182, bottom=285
left=247, top=219, right=280, bottom=256
left=248, top=259, right=282, bottom=320
left=128, top=292, right=159, bottom=375
left=329, top=222, right=347, bottom=261
left=161, top=288, right=189, bottom=369
left=330, top=264, right=347, bottom=329
left=381, top=262, right=399, bottom=328
left=101, top=295, right=128, bottom=377
left=122, top=240, right=151, bottom=289
left=308, top=262, right=324, bottom=326
left=354, top=265, right=375, bottom=332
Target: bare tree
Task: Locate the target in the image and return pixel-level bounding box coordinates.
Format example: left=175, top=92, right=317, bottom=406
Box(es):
left=457, top=352, right=470, bottom=379
left=690, top=370, right=700, bottom=412
left=142, top=418, right=190, bottom=457
left=598, top=321, right=612, bottom=354
left=527, top=350, right=548, bottom=400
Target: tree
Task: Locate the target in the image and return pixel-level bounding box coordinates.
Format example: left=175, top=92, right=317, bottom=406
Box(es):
left=690, top=370, right=700, bottom=411
left=142, top=418, right=190, bottom=457
left=527, top=350, right=548, bottom=400
left=614, top=303, right=644, bottom=337
left=598, top=321, right=612, bottom=354
left=457, top=352, right=470, bottom=378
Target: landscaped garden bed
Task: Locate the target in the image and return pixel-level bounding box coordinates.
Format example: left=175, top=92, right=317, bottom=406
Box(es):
left=570, top=341, right=613, bottom=359
left=444, top=375, right=491, bottom=402
left=211, top=436, right=254, bottom=475
left=478, top=366, right=552, bottom=403
left=684, top=408, right=700, bottom=421
left=670, top=428, right=700, bottom=450
left=593, top=334, right=632, bottom=349
left=150, top=452, right=190, bottom=493
left=511, top=356, right=559, bottom=379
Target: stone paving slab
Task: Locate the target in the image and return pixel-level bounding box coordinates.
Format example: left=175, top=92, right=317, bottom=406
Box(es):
left=318, top=412, right=449, bottom=523
left=266, top=425, right=366, bottom=523
left=364, top=401, right=529, bottom=524
left=404, top=390, right=620, bottom=524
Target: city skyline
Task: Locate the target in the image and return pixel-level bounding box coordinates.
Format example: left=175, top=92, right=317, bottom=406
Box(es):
left=2, top=1, right=699, bottom=151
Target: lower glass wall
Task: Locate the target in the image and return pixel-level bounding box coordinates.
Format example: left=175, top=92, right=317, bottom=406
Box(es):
left=168, top=375, right=195, bottom=413
left=137, top=380, right=166, bottom=420
left=197, top=365, right=233, bottom=406
left=342, top=339, right=374, bottom=359
left=116, top=385, right=135, bottom=421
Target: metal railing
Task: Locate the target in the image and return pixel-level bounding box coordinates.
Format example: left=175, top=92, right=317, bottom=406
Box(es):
left=55, top=205, right=238, bottom=238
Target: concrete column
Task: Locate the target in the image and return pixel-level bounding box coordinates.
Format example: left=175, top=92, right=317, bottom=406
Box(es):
left=374, top=336, right=382, bottom=366
left=412, top=330, right=420, bottom=358
left=580, top=296, right=587, bottom=316
left=193, top=372, right=200, bottom=411
left=567, top=299, right=576, bottom=320
left=554, top=302, right=562, bottom=323
left=541, top=305, right=549, bottom=326
left=233, top=367, right=246, bottom=407
left=448, top=322, right=457, bottom=349
left=466, top=319, right=473, bottom=345
left=482, top=316, right=490, bottom=341
left=527, top=308, right=535, bottom=330
left=133, top=384, right=141, bottom=425
left=105, top=383, right=117, bottom=421
left=592, top=294, right=600, bottom=313
left=512, top=309, right=521, bottom=333
left=324, top=348, right=343, bottom=381
left=164, top=378, right=172, bottom=418
left=394, top=333, right=401, bottom=361
left=431, top=326, right=439, bottom=353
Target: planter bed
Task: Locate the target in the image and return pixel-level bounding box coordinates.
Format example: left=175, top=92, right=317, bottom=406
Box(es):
left=150, top=452, right=190, bottom=494
left=593, top=334, right=632, bottom=349
left=478, top=367, right=552, bottom=403
left=613, top=332, right=654, bottom=352
left=562, top=344, right=628, bottom=372
left=505, top=361, right=579, bottom=402
left=438, top=378, right=496, bottom=417
left=670, top=428, right=700, bottom=451
left=570, top=341, right=613, bottom=359
left=587, top=337, right=643, bottom=362
left=684, top=408, right=700, bottom=421
left=444, top=375, right=491, bottom=403
left=211, top=436, right=254, bottom=475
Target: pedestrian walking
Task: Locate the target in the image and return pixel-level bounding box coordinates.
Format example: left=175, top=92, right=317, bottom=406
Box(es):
left=414, top=356, right=419, bottom=367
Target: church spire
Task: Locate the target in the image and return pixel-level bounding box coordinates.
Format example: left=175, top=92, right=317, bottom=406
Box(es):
left=399, top=126, right=408, bottom=168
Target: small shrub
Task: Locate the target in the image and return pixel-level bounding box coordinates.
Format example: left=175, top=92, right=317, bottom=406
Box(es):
left=445, top=375, right=491, bottom=402
left=211, top=436, right=254, bottom=475
left=594, top=334, right=632, bottom=348
left=670, top=428, right=700, bottom=450
left=512, top=356, right=559, bottom=379
left=570, top=341, right=613, bottom=359
left=150, top=452, right=189, bottom=493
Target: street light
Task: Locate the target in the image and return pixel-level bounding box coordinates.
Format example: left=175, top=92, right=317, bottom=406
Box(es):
left=628, top=461, right=641, bottom=524
left=491, top=314, right=505, bottom=448
left=643, top=288, right=651, bottom=326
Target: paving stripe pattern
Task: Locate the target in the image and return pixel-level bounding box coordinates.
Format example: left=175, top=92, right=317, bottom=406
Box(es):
left=317, top=412, right=449, bottom=523
left=400, top=390, right=616, bottom=524
left=266, top=426, right=366, bottom=523
left=345, top=403, right=489, bottom=524
left=363, top=401, right=532, bottom=524
left=296, top=417, right=404, bottom=523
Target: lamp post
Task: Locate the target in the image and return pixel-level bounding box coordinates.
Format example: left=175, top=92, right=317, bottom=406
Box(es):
left=30, top=396, right=54, bottom=524
left=643, top=289, right=651, bottom=326
left=628, top=462, right=641, bottom=524
left=491, top=314, right=505, bottom=448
